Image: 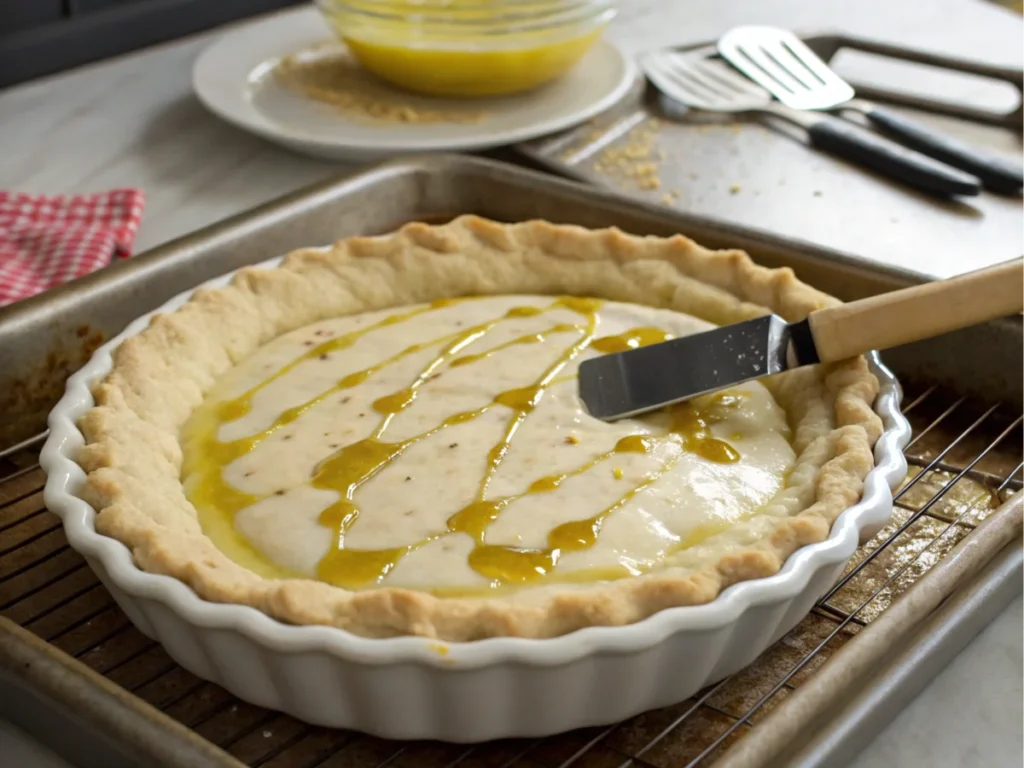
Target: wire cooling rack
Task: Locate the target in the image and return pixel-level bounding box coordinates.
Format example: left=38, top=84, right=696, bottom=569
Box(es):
left=0, top=383, right=1020, bottom=768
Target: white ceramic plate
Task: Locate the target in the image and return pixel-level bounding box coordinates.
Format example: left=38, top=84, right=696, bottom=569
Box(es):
left=41, top=249, right=912, bottom=741
left=192, top=8, right=637, bottom=162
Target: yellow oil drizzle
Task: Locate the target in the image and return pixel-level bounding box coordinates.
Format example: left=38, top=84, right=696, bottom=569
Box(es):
left=590, top=327, right=673, bottom=353
left=181, top=297, right=747, bottom=591
left=460, top=399, right=741, bottom=585
left=451, top=323, right=579, bottom=367
left=212, top=301, right=446, bottom=424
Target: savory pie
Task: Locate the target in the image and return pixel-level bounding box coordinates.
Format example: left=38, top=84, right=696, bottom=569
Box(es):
left=79, top=217, right=881, bottom=640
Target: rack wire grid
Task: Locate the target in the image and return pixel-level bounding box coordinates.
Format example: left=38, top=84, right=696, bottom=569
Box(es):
left=1, top=383, right=1021, bottom=768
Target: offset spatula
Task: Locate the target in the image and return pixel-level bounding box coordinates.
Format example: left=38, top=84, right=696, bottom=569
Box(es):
left=579, top=258, right=1023, bottom=421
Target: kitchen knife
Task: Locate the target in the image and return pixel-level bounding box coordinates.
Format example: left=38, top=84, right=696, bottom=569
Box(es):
left=579, top=258, right=1023, bottom=421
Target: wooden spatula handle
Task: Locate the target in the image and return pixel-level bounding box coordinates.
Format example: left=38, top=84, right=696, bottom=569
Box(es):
left=808, top=258, right=1023, bottom=363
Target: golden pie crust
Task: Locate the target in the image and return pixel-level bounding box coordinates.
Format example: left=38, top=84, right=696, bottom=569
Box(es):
left=78, top=217, right=881, bottom=640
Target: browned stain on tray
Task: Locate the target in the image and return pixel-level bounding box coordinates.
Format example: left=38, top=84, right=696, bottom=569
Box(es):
left=898, top=467, right=1008, bottom=525
left=902, top=398, right=1023, bottom=480
left=1, top=325, right=106, bottom=447
left=0, top=384, right=1020, bottom=767
left=601, top=697, right=748, bottom=766
left=826, top=506, right=971, bottom=623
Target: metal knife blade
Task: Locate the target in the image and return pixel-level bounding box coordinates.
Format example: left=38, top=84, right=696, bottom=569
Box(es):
left=578, top=315, right=816, bottom=421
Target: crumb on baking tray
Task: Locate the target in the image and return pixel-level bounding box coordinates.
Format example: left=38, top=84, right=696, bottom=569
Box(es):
left=591, top=118, right=665, bottom=192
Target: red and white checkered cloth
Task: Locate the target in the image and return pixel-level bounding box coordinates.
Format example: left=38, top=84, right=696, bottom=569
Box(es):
left=0, top=189, right=145, bottom=307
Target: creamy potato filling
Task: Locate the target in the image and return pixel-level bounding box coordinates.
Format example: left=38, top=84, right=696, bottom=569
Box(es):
left=181, top=295, right=795, bottom=593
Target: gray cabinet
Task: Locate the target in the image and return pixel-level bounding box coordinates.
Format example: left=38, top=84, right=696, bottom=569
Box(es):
left=1, top=1, right=63, bottom=34
left=0, top=0, right=306, bottom=88
left=69, top=1, right=141, bottom=10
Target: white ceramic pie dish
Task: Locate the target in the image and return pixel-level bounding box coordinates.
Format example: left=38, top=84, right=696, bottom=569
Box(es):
left=41, top=252, right=911, bottom=741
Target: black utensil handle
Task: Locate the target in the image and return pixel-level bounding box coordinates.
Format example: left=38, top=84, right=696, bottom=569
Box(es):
left=807, top=119, right=982, bottom=197
left=863, top=106, right=1023, bottom=194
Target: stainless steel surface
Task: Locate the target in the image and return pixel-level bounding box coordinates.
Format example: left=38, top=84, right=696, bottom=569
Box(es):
left=578, top=314, right=795, bottom=420
left=0, top=617, right=242, bottom=768
left=0, top=155, right=1021, bottom=768
left=717, top=26, right=1024, bottom=193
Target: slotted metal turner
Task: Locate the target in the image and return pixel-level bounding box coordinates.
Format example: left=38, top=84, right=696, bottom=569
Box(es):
left=718, top=26, right=1024, bottom=193
left=640, top=52, right=980, bottom=197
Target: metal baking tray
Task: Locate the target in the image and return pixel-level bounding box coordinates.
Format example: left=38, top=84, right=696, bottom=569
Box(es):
left=515, top=32, right=1024, bottom=280
left=0, top=155, right=1021, bottom=768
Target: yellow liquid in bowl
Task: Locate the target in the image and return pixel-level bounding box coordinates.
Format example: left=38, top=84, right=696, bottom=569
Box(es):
left=341, top=29, right=603, bottom=98
left=319, top=1, right=607, bottom=98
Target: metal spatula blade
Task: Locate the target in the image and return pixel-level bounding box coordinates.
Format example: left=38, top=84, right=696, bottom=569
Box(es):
left=578, top=259, right=1024, bottom=421
left=718, top=26, right=854, bottom=111
left=578, top=315, right=800, bottom=420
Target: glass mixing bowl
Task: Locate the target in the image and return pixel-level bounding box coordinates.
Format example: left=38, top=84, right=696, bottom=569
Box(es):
left=316, top=0, right=617, bottom=98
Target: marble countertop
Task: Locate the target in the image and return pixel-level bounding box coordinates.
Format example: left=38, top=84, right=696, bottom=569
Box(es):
left=0, top=1, right=1020, bottom=766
